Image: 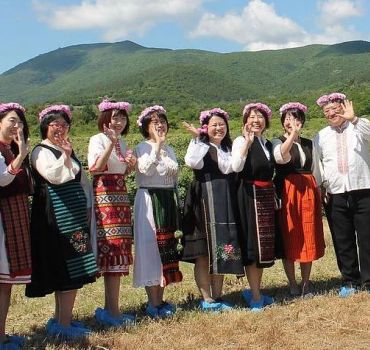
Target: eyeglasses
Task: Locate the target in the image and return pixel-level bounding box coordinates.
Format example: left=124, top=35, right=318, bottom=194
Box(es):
left=323, top=104, right=342, bottom=116
left=49, top=122, right=69, bottom=129
left=150, top=119, right=167, bottom=126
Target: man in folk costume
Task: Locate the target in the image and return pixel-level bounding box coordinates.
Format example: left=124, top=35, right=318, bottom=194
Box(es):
left=314, top=92, right=370, bottom=296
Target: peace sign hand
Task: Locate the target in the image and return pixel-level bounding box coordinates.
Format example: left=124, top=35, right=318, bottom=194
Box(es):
left=242, top=124, right=254, bottom=146
left=290, top=117, right=302, bottom=136
left=13, top=127, right=29, bottom=159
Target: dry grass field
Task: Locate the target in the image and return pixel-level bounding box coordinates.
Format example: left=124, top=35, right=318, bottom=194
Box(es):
left=7, top=220, right=370, bottom=350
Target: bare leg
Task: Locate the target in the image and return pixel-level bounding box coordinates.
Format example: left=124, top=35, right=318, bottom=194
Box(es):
left=245, top=264, right=263, bottom=302
left=194, top=256, right=213, bottom=302
left=0, top=284, right=12, bottom=343
left=158, top=286, right=165, bottom=303
left=56, top=290, right=77, bottom=327
left=210, top=275, right=224, bottom=300
left=54, top=293, right=59, bottom=319
left=283, top=259, right=299, bottom=294
left=300, top=262, right=313, bottom=294
left=104, top=275, right=121, bottom=317
left=145, top=286, right=162, bottom=307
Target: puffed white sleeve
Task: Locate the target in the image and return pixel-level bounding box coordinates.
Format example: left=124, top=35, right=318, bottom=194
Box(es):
left=0, top=153, right=16, bottom=187
left=184, top=138, right=209, bottom=170
left=159, top=146, right=178, bottom=177
left=32, top=146, right=80, bottom=184
left=271, top=138, right=291, bottom=164
left=135, top=144, right=158, bottom=176
left=353, top=117, right=370, bottom=141
left=88, top=134, right=106, bottom=171
left=232, top=136, right=247, bottom=172
left=216, top=148, right=234, bottom=174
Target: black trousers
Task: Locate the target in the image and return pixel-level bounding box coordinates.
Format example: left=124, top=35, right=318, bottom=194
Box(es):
left=325, top=189, right=370, bottom=286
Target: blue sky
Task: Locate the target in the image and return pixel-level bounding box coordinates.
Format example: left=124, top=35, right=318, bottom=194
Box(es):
left=1, top=0, right=369, bottom=73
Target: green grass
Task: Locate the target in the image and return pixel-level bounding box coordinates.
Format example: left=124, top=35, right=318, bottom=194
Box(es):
left=7, top=220, right=370, bottom=349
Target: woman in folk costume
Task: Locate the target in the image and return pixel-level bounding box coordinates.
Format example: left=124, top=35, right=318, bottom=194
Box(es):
left=133, top=105, right=182, bottom=318
left=181, top=108, right=244, bottom=311
left=272, top=102, right=325, bottom=297
left=25, top=105, right=97, bottom=340
left=232, top=103, right=276, bottom=311
left=0, top=103, right=32, bottom=350
left=88, top=99, right=136, bottom=326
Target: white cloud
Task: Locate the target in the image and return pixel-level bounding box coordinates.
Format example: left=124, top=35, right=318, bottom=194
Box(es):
left=318, top=0, right=363, bottom=25
left=191, top=0, right=368, bottom=51
left=191, top=0, right=309, bottom=50
left=32, top=0, right=205, bottom=41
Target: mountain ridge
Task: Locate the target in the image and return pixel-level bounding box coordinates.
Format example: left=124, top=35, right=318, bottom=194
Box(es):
left=1, top=40, right=370, bottom=105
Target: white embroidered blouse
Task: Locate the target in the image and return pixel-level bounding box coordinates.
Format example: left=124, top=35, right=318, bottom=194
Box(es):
left=313, top=117, right=370, bottom=194
left=184, top=138, right=233, bottom=174
left=31, top=139, right=92, bottom=207
left=88, top=132, right=129, bottom=174
left=135, top=140, right=178, bottom=188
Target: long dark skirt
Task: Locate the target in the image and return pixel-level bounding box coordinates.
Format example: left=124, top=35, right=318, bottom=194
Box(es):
left=182, top=175, right=244, bottom=275
left=26, top=181, right=97, bottom=297
left=237, top=180, right=276, bottom=268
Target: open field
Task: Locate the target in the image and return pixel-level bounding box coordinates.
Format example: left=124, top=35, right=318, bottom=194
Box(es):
left=7, top=220, right=370, bottom=350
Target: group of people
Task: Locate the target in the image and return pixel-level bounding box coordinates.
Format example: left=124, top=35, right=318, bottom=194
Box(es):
left=0, top=91, right=369, bottom=348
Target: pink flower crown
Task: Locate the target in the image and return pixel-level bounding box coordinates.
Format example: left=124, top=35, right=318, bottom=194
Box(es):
left=199, top=107, right=229, bottom=125
left=39, top=105, right=72, bottom=122
left=98, top=99, right=132, bottom=113
left=316, top=92, right=346, bottom=107
left=137, top=105, right=166, bottom=127
left=0, top=102, right=25, bottom=114
left=279, top=102, right=307, bottom=115
left=243, top=103, right=272, bottom=119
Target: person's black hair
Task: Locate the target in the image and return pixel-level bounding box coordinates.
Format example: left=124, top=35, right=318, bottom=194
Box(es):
left=280, top=108, right=306, bottom=126
left=140, top=113, right=169, bottom=138
left=200, top=112, right=232, bottom=151
left=0, top=108, right=29, bottom=156
left=39, top=111, right=71, bottom=139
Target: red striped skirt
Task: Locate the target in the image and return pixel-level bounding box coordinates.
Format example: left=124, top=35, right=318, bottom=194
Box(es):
left=93, top=174, right=133, bottom=275
left=278, top=173, right=325, bottom=262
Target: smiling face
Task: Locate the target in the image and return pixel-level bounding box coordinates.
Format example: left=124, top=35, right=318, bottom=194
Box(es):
left=46, top=116, right=69, bottom=144
left=245, top=109, right=266, bottom=136
left=0, top=110, right=24, bottom=143
left=110, top=111, right=128, bottom=135
left=282, top=112, right=302, bottom=134
left=147, top=113, right=168, bottom=139
left=207, top=115, right=227, bottom=145
left=322, top=101, right=345, bottom=127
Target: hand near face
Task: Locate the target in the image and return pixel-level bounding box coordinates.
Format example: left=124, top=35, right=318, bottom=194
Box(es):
left=182, top=121, right=200, bottom=138
left=55, top=133, right=73, bottom=157
left=290, top=117, right=302, bottom=135
left=242, top=123, right=254, bottom=146
left=13, top=126, right=29, bottom=159
left=104, top=124, right=119, bottom=144
left=150, top=123, right=166, bottom=145
left=338, top=100, right=356, bottom=121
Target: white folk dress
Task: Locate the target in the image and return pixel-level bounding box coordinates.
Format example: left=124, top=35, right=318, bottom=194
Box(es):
left=133, top=140, right=178, bottom=287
